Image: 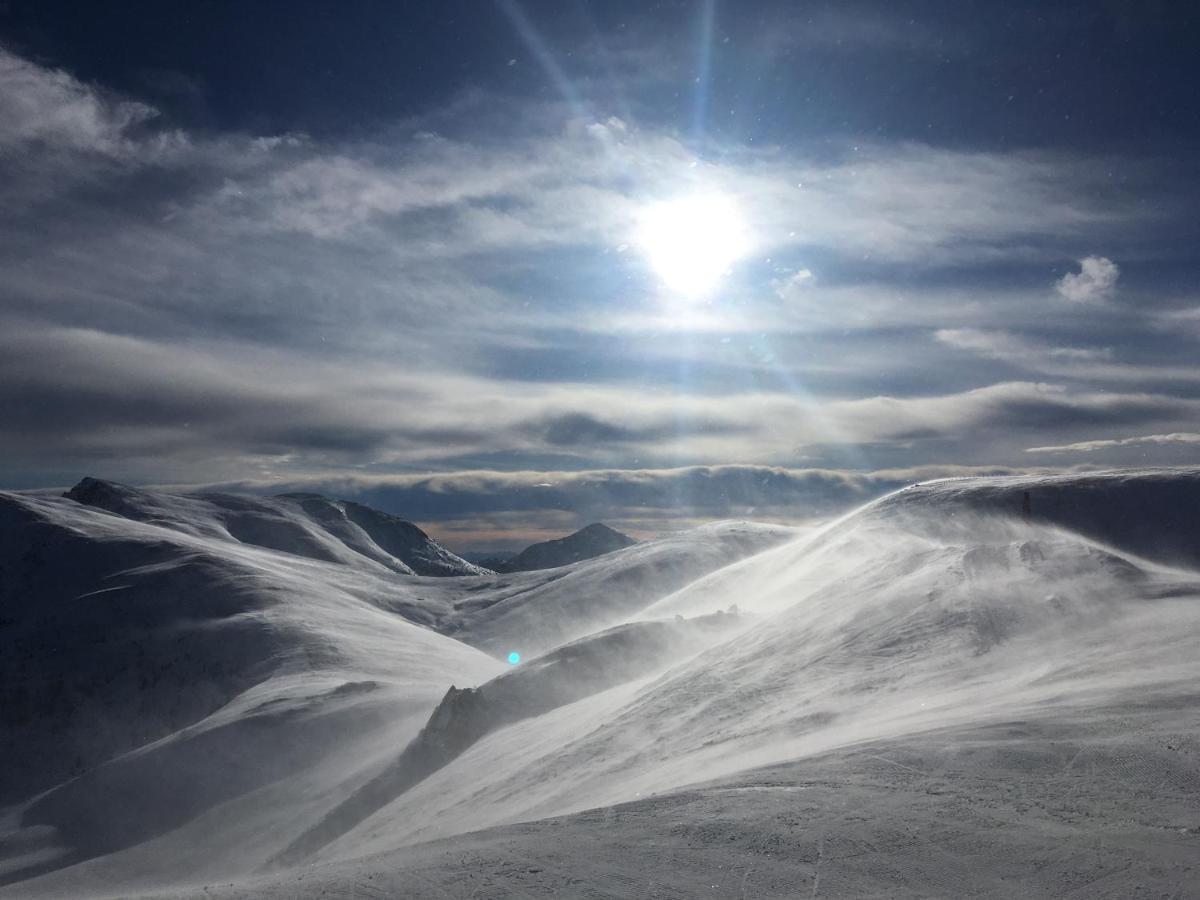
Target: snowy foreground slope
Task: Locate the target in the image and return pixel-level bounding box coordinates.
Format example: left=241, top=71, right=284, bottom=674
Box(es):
left=3, top=470, right=1200, bottom=898
left=0, top=479, right=791, bottom=896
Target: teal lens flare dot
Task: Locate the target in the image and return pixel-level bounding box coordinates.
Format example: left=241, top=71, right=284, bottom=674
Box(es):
left=507, top=651, right=521, bottom=665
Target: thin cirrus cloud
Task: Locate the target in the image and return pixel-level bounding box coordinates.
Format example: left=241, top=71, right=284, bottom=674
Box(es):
left=0, top=40, right=1198, bottom=503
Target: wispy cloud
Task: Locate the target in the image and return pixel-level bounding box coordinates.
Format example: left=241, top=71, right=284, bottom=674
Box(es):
left=935, top=328, right=1200, bottom=387
left=0, top=43, right=1197, bottom=489
left=1026, top=433, right=1200, bottom=454
left=936, top=328, right=1113, bottom=366
left=5, top=316, right=1196, bottom=487
left=1155, top=306, right=1200, bottom=339
left=0, top=46, right=158, bottom=155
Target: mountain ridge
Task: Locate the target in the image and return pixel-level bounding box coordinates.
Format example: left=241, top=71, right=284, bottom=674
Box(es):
left=64, top=476, right=489, bottom=577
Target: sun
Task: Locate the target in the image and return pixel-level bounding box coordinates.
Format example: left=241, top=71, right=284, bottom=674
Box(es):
left=636, top=192, right=751, bottom=297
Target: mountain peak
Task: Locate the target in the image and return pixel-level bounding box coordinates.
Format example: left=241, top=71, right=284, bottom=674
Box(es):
left=575, top=522, right=625, bottom=537
left=492, top=522, right=637, bottom=573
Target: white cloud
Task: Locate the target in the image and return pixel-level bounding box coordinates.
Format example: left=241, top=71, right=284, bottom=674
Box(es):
left=772, top=268, right=815, bottom=298
left=1055, top=255, right=1119, bottom=303
left=1026, top=433, right=1200, bottom=454
left=5, top=319, right=1196, bottom=484
left=0, top=45, right=1195, bottom=487
left=0, top=46, right=157, bottom=155
left=935, top=328, right=1200, bottom=386
left=935, top=328, right=1111, bottom=364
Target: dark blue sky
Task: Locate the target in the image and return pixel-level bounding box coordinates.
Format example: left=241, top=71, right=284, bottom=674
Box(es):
left=4, top=1, right=1197, bottom=146
left=1, top=0, right=1198, bottom=540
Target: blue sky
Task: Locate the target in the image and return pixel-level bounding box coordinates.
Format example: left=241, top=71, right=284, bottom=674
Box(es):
left=1, top=1, right=1198, bottom=546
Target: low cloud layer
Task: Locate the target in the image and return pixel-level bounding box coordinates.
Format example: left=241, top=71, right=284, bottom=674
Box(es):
left=198, top=463, right=1043, bottom=551
left=5, top=318, right=1198, bottom=490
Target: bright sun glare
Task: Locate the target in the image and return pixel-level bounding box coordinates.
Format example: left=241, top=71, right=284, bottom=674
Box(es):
left=636, top=192, right=751, bottom=297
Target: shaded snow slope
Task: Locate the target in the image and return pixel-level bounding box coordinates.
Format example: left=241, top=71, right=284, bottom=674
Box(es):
left=488, top=522, right=637, bottom=573
left=0, top=489, right=504, bottom=888
left=65, top=477, right=487, bottom=577
left=338, top=498, right=492, bottom=576
left=0, top=484, right=790, bottom=896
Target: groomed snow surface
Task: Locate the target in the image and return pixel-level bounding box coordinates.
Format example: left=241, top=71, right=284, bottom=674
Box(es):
left=1, top=471, right=1199, bottom=898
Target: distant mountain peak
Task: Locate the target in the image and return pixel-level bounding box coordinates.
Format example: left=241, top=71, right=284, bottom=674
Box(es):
left=493, top=522, right=637, bottom=573
left=65, top=475, right=145, bottom=508
left=576, top=522, right=625, bottom=537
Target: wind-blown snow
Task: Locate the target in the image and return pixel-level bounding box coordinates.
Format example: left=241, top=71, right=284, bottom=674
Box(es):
left=3, top=469, right=1199, bottom=898
left=0, top=479, right=792, bottom=895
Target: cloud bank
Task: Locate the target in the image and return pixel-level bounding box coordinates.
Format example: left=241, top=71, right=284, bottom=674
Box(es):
left=197, top=463, right=1044, bottom=551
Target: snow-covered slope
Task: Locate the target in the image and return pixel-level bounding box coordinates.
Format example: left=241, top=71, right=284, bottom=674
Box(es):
left=297, top=471, right=1200, bottom=888
left=65, top=477, right=489, bottom=577
left=273, top=611, right=743, bottom=865
left=5, top=470, right=1199, bottom=899
left=875, top=468, right=1200, bottom=570
left=446, top=521, right=794, bottom=656
left=488, top=522, right=637, bottom=573
left=0, top=486, right=505, bottom=888
left=0, top=482, right=791, bottom=896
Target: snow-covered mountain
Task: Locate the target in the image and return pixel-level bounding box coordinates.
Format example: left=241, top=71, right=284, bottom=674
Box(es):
left=2, top=470, right=1199, bottom=898
left=483, top=522, right=637, bottom=572
left=0, top=478, right=791, bottom=895
left=65, top=477, right=489, bottom=577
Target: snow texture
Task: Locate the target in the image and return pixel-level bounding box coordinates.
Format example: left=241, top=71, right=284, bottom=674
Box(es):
left=2, top=469, right=1199, bottom=898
